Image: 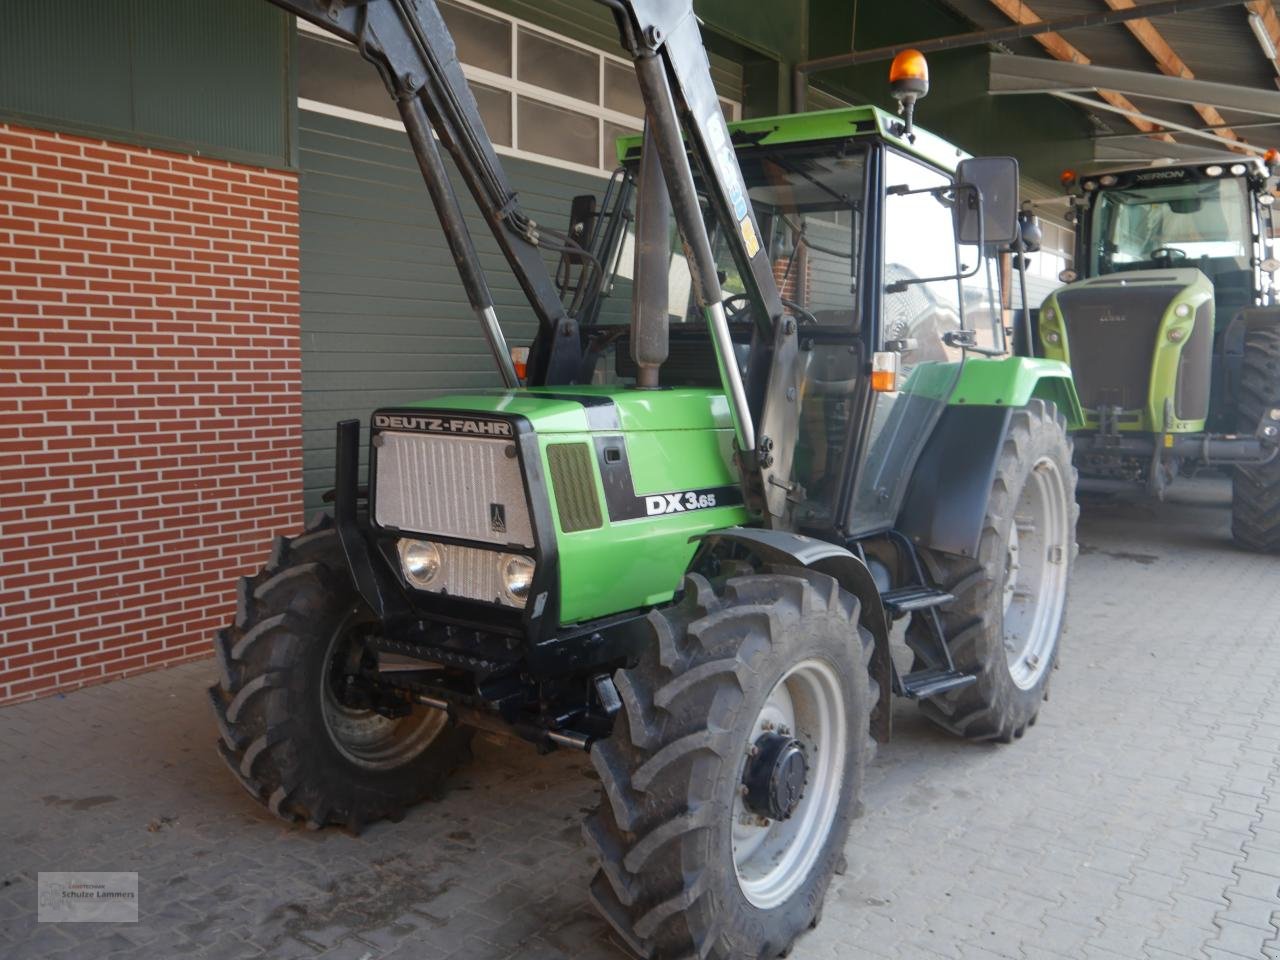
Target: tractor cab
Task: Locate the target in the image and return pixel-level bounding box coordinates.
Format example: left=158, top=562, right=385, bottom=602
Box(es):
left=578, top=108, right=1034, bottom=541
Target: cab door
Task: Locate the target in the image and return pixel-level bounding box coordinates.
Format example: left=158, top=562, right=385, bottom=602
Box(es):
left=845, top=148, right=967, bottom=535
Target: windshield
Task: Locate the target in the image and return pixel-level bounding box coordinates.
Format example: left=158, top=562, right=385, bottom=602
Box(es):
left=1090, top=176, right=1251, bottom=274
left=683, top=145, right=865, bottom=325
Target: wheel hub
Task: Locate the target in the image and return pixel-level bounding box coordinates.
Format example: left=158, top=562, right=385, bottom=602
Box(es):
left=743, top=731, right=809, bottom=822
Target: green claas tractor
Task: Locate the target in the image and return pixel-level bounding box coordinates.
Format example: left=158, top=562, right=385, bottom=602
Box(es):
left=1042, top=161, right=1280, bottom=549
left=210, top=3, right=1081, bottom=957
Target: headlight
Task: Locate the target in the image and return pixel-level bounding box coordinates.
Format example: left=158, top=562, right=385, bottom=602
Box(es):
left=1230, top=163, right=1247, bottom=176
left=501, top=554, right=535, bottom=604
left=1205, top=165, right=1223, bottom=177
left=1174, top=303, right=1192, bottom=318
left=1045, top=330, right=1061, bottom=345
left=398, top=538, right=442, bottom=589
left=1099, top=174, right=1117, bottom=187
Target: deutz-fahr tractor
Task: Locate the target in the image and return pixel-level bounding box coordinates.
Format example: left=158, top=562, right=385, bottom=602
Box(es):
left=1043, top=160, right=1280, bottom=550
left=210, top=2, right=1082, bottom=957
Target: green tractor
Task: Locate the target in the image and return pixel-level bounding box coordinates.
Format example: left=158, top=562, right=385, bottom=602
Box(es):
left=210, top=3, right=1081, bottom=957
left=1041, top=160, right=1280, bottom=549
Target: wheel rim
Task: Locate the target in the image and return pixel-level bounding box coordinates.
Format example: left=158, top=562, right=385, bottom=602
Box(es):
left=1002, top=455, right=1070, bottom=690
left=320, top=606, right=448, bottom=770
left=733, top=658, right=847, bottom=910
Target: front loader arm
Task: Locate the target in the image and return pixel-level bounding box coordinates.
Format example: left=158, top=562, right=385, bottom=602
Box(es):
left=603, top=0, right=801, bottom=521
left=273, top=0, right=802, bottom=522
left=267, top=0, right=580, bottom=385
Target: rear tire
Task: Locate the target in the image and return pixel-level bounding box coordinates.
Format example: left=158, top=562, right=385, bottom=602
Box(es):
left=584, top=570, right=876, bottom=960
left=1232, top=326, right=1280, bottom=553
left=208, top=514, right=472, bottom=831
left=911, top=400, right=1078, bottom=742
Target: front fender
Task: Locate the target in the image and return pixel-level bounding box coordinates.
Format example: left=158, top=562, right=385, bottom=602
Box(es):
left=694, top=527, right=894, bottom=743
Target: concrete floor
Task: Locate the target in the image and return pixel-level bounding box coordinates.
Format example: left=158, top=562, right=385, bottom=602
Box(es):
left=2, top=477, right=1279, bottom=959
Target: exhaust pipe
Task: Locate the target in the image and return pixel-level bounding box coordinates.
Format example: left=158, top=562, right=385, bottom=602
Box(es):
left=631, top=120, right=671, bottom=389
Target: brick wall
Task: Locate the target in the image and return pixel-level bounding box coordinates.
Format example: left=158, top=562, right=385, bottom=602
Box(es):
left=0, top=124, right=303, bottom=705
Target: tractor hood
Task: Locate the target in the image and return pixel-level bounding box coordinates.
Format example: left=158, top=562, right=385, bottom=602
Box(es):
left=386, top=386, right=736, bottom=435
left=1039, top=269, right=1215, bottom=433
left=368, top=385, right=747, bottom=628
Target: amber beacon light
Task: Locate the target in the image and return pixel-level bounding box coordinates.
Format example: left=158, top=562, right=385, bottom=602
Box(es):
left=889, top=49, right=929, bottom=138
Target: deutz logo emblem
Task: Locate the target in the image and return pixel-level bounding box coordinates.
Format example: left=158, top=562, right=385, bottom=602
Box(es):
left=490, top=503, right=507, bottom=533
left=1099, top=311, right=1126, bottom=324
left=373, top=413, right=512, bottom=437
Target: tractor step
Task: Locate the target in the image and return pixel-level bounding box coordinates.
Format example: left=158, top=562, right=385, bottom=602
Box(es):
left=881, top=586, right=954, bottom=616
left=898, top=668, right=976, bottom=700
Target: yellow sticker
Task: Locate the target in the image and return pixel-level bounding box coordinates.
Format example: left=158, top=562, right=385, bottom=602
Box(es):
left=1164, top=434, right=1174, bottom=448
left=739, top=216, right=760, bottom=259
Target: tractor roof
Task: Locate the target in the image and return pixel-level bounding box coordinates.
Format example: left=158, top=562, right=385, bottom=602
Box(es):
left=616, top=105, right=969, bottom=176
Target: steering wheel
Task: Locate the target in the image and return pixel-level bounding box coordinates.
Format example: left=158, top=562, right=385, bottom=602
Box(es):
left=1150, top=246, right=1188, bottom=263
left=721, top=293, right=820, bottom=327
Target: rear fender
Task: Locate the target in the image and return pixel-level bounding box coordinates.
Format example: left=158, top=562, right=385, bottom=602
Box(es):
left=895, top=357, right=1079, bottom=560
left=897, top=405, right=1012, bottom=561
left=948, top=356, right=1084, bottom=428
left=695, top=527, right=894, bottom=743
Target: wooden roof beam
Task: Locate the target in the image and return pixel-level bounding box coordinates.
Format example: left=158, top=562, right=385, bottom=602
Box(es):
left=987, top=0, right=1175, bottom=141
left=1102, top=0, right=1240, bottom=146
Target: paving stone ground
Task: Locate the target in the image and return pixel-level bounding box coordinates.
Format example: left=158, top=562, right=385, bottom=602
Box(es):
left=3, top=476, right=1280, bottom=959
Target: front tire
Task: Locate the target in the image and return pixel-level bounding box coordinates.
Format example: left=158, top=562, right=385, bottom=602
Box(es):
left=584, top=569, right=876, bottom=960
left=911, top=399, right=1078, bottom=742
left=208, top=514, right=472, bottom=831
left=1232, top=326, right=1280, bottom=553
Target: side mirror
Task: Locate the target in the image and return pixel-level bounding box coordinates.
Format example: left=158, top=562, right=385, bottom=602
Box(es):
left=955, top=156, right=1020, bottom=246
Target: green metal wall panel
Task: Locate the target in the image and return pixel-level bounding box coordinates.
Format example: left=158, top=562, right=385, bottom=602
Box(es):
left=0, top=0, right=291, bottom=168
left=298, top=110, right=631, bottom=509
left=696, top=0, right=807, bottom=64
left=130, top=0, right=291, bottom=161
left=0, top=3, right=133, bottom=132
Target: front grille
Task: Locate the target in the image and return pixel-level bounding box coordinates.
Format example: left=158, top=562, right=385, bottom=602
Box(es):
left=1059, top=284, right=1178, bottom=413
left=547, top=443, right=602, bottom=533
left=374, top=430, right=534, bottom=548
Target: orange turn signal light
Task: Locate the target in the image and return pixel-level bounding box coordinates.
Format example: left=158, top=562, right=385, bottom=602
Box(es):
left=870, top=351, right=900, bottom=393
left=1060, top=169, right=1077, bottom=186
left=510, top=346, right=529, bottom=381
left=1266, top=148, right=1279, bottom=167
